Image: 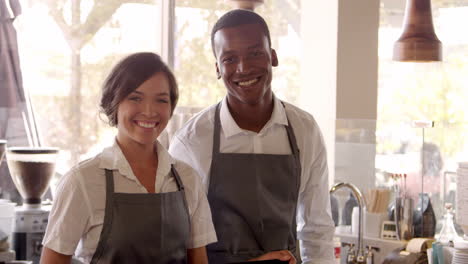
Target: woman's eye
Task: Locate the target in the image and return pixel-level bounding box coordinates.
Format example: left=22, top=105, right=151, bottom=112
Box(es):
left=129, top=97, right=142, bottom=102
left=158, top=99, right=169, bottom=103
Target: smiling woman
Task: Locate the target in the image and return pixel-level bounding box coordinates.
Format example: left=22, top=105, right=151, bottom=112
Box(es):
left=116, top=73, right=171, bottom=148
left=39, top=52, right=217, bottom=264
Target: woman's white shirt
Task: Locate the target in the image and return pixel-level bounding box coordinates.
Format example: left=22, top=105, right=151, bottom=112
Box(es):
left=42, top=140, right=217, bottom=263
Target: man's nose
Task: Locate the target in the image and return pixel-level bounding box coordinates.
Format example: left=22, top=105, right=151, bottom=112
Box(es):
left=236, top=58, right=250, bottom=73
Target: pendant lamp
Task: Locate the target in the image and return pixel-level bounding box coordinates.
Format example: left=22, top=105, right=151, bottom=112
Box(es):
left=225, top=0, right=264, bottom=11
left=393, top=0, right=442, bottom=62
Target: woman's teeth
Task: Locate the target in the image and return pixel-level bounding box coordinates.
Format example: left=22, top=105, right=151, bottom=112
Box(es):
left=237, top=78, right=258, bottom=86
left=136, top=121, right=156, bottom=128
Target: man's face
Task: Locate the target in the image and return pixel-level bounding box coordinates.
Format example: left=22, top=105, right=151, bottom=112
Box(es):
left=213, top=23, right=278, bottom=107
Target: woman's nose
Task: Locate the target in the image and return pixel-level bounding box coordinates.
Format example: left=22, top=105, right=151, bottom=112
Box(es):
left=142, top=101, right=157, bottom=116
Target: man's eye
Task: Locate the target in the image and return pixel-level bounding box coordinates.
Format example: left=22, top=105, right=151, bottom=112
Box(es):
left=158, top=99, right=169, bottom=103
left=223, top=57, right=234, bottom=63
left=252, top=51, right=262, bottom=56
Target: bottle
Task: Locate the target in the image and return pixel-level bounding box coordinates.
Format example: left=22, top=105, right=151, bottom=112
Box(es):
left=342, top=193, right=358, bottom=225
left=437, top=203, right=461, bottom=245
left=333, top=237, right=341, bottom=263
left=413, top=193, right=436, bottom=237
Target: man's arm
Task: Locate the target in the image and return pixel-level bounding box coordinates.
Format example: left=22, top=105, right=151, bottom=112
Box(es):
left=297, top=140, right=336, bottom=264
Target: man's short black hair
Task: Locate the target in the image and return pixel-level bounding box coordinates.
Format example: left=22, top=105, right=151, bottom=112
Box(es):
left=211, top=9, right=272, bottom=58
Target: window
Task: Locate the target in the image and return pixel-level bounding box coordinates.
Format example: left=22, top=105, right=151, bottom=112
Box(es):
left=377, top=0, right=468, bottom=225
left=13, top=1, right=164, bottom=197
left=6, top=1, right=302, bottom=200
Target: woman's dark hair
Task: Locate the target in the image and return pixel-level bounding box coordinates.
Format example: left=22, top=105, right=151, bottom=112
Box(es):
left=100, top=52, right=178, bottom=126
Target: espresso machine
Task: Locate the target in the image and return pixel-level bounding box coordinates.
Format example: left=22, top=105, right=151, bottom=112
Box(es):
left=6, top=147, right=58, bottom=263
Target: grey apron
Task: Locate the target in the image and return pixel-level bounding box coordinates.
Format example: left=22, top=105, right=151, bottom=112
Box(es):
left=207, top=103, right=301, bottom=263
left=90, top=165, right=190, bottom=264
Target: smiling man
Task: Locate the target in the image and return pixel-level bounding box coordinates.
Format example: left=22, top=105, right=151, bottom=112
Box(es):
left=169, top=9, right=335, bottom=264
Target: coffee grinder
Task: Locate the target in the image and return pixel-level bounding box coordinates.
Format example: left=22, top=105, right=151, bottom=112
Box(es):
left=0, top=140, right=5, bottom=163
left=6, top=147, right=59, bottom=263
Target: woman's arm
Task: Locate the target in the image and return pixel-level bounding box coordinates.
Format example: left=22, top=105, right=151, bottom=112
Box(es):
left=40, top=247, right=72, bottom=264
left=187, top=246, right=209, bottom=264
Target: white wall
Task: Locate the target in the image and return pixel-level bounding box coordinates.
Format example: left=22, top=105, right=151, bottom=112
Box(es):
left=299, top=0, right=380, bottom=188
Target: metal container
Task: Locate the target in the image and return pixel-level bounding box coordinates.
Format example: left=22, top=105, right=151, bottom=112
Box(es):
left=395, top=197, right=414, bottom=240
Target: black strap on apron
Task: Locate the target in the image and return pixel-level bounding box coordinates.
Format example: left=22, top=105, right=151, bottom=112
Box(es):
left=90, top=165, right=190, bottom=264
left=206, top=102, right=301, bottom=263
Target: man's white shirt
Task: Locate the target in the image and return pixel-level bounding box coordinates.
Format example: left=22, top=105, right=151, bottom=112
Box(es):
left=169, top=95, right=336, bottom=264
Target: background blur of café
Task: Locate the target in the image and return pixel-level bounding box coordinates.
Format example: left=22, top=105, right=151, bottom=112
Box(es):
left=1, top=0, right=468, bottom=263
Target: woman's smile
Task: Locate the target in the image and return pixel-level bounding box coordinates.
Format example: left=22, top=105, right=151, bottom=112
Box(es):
left=135, top=120, right=159, bottom=129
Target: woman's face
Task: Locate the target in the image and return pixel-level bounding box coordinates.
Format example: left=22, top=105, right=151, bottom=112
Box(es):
left=116, top=72, right=171, bottom=147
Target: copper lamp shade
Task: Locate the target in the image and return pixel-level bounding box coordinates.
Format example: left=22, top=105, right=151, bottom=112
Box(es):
left=393, top=0, right=442, bottom=62
left=225, top=0, right=264, bottom=10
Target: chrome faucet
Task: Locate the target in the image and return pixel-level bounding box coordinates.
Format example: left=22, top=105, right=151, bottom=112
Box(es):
left=330, top=182, right=368, bottom=264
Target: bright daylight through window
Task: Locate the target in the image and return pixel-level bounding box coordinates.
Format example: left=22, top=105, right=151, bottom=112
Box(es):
left=1, top=0, right=302, bottom=202
left=377, top=0, right=468, bottom=226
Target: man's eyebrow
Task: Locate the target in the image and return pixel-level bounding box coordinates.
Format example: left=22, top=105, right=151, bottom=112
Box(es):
left=220, top=43, right=263, bottom=56
left=247, top=43, right=263, bottom=49
left=220, top=50, right=235, bottom=56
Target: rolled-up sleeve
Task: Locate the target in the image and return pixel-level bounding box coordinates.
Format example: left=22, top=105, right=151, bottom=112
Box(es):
left=42, top=170, right=90, bottom=255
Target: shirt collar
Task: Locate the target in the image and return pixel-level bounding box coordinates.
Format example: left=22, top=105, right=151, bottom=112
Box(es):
left=220, top=95, right=289, bottom=138
left=99, top=139, right=175, bottom=181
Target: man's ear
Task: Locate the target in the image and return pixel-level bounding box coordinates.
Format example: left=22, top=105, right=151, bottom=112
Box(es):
left=216, top=62, right=221, bottom=79
left=271, top=49, right=279, bottom=67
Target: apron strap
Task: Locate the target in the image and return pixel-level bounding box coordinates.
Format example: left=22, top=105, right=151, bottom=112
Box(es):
left=91, top=169, right=116, bottom=264
left=212, top=102, right=222, bottom=156
left=104, top=169, right=115, bottom=211
left=171, top=165, right=192, bottom=235
left=213, top=101, right=302, bottom=190
left=171, top=165, right=185, bottom=191
left=281, top=102, right=302, bottom=193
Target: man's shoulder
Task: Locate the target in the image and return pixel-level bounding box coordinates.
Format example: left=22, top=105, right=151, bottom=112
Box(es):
left=282, top=101, right=320, bottom=129
left=173, top=103, right=217, bottom=141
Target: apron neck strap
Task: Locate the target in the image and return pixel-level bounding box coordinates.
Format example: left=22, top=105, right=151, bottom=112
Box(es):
left=213, top=102, right=222, bottom=155
left=213, top=101, right=300, bottom=156
left=281, top=102, right=300, bottom=157
left=171, top=165, right=185, bottom=191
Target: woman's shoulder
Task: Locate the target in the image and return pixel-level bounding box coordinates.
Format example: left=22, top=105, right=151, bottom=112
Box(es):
left=59, top=152, right=106, bottom=189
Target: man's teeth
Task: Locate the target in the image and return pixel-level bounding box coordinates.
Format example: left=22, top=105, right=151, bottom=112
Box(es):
left=137, top=122, right=156, bottom=128
left=238, top=78, right=258, bottom=86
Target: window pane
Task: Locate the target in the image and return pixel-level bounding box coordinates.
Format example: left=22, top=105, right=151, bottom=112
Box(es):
left=377, top=0, right=468, bottom=229
left=15, top=1, right=162, bottom=191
